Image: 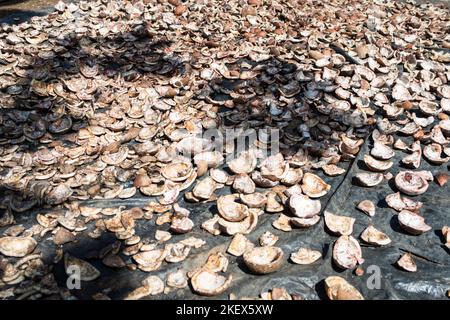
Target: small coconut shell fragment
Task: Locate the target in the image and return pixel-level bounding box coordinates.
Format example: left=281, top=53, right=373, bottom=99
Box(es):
left=243, top=246, right=284, bottom=274
left=64, top=254, right=100, bottom=281
left=239, top=193, right=267, bottom=208
left=324, top=276, right=364, bottom=300
left=0, top=236, right=37, bottom=257
left=167, top=269, right=188, bottom=289
left=398, top=210, right=431, bottom=235
left=441, top=226, right=450, bottom=249
left=259, top=231, right=279, bottom=246
left=435, top=173, right=449, bottom=187
left=324, top=211, right=355, bottom=236
left=360, top=226, right=391, bottom=246
left=54, top=228, right=76, bottom=245
left=290, top=215, right=321, bottom=228
left=232, top=173, right=256, bottom=194
left=356, top=200, right=375, bottom=217
left=227, top=234, right=254, bottom=257
left=272, top=214, right=292, bottom=232
left=396, top=253, right=417, bottom=272
left=332, top=235, right=364, bottom=269
left=371, top=142, right=395, bottom=160
left=265, top=192, right=284, bottom=213
left=423, top=144, right=449, bottom=164
left=228, top=150, right=257, bottom=174
left=290, top=248, right=322, bottom=265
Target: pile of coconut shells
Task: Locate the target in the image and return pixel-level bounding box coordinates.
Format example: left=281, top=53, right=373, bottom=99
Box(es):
left=0, top=0, right=449, bottom=300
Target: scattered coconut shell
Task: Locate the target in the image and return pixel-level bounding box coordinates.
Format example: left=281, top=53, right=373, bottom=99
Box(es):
left=332, top=235, right=364, bottom=269
left=190, top=270, right=232, bottom=297
left=324, top=211, right=355, bottom=236
left=423, top=143, right=449, bottom=164
left=301, top=173, right=331, bottom=198
left=396, top=253, right=417, bottom=272
left=364, top=154, right=393, bottom=172
left=243, top=246, right=284, bottom=274
left=324, top=276, right=364, bottom=300
left=398, top=210, right=431, bottom=235
left=289, top=194, right=321, bottom=218
left=322, top=164, right=346, bottom=176
left=370, top=142, right=395, bottom=160
left=356, top=200, right=375, bottom=217
left=290, top=248, right=322, bottom=265
left=227, top=233, right=254, bottom=257
left=360, top=226, right=391, bottom=246
left=355, top=172, right=384, bottom=187
left=259, top=231, right=279, bottom=247
left=217, top=194, right=249, bottom=222
left=395, top=171, right=431, bottom=196
left=228, top=150, right=257, bottom=174
left=233, top=173, right=256, bottom=194
left=239, top=192, right=267, bottom=208
left=385, top=192, right=423, bottom=212
left=0, top=236, right=37, bottom=257
left=64, top=253, right=100, bottom=281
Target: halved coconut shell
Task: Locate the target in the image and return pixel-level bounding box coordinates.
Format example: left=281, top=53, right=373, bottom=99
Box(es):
left=260, top=153, right=289, bottom=181
left=360, top=225, right=391, bottom=246
left=322, top=164, right=346, bottom=176
left=259, top=231, right=279, bottom=247
left=210, top=168, right=228, bottom=184
left=371, top=142, right=395, bottom=160
left=217, top=194, right=248, bottom=222
left=324, top=276, right=364, bottom=300
left=401, top=141, right=421, bottom=169
left=64, top=253, right=100, bottom=281
left=364, top=154, right=393, bottom=172
left=385, top=192, right=422, bottom=212
left=423, top=143, right=449, bottom=164
left=227, top=233, right=254, bottom=256
left=356, top=200, right=375, bottom=217
left=332, top=235, right=364, bottom=269
left=161, top=162, right=193, bottom=182
left=289, top=194, right=321, bottom=218
left=396, top=253, right=417, bottom=272
left=265, top=191, right=284, bottom=213
left=398, top=210, right=431, bottom=235
left=239, top=192, right=267, bottom=208
left=355, top=172, right=384, bottom=187
left=290, top=215, right=321, bottom=228
left=228, top=150, right=257, bottom=174
left=243, top=246, right=284, bottom=274
left=395, top=171, right=430, bottom=196
left=0, top=236, right=37, bottom=257
left=232, top=173, right=256, bottom=194
left=301, top=173, right=331, bottom=198
left=290, top=248, right=322, bottom=265
left=191, top=270, right=232, bottom=296
left=217, top=209, right=258, bottom=235
left=324, top=211, right=355, bottom=236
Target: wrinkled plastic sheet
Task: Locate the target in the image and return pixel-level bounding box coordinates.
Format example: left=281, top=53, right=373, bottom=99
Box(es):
left=6, top=134, right=446, bottom=300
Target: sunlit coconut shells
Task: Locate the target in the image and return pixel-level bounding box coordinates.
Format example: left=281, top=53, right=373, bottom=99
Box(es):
left=332, top=235, right=364, bottom=269
left=133, top=248, right=166, bottom=272
left=290, top=248, right=322, bottom=265
left=396, top=253, right=417, bottom=272
left=324, top=211, right=355, bottom=236
left=243, top=246, right=284, bottom=274
left=363, top=155, right=393, bottom=172
left=395, top=171, right=431, bottom=196
left=289, top=194, right=321, bottom=218
left=64, top=254, right=100, bottom=281
left=385, top=192, right=422, bottom=212
left=167, top=269, right=188, bottom=289
left=190, top=270, right=232, bottom=296
left=0, top=236, right=37, bottom=257
left=324, top=276, right=364, bottom=300
left=360, top=226, right=391, bottom=246
left=423, top=144, right=449, bottom=164
left=355, top=172, right=384, bottom=187
left=301, top=173, right=330, bottom=198
left=217, top=194, right=249, bottom=222
left=339, top=136, right=364, bottom=155
left=227, top=234, right=254, bottom=257
left=210, top=169, right=229, bottom=184
left=259, top=231, right=279, bottom=247
left=356, top=200, right=375, bottom=217
left=228, top=150, right=257, bottom=174
left=398, top=210, right=431, bottom=235
left=370, top=142, right=395, bottom=160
